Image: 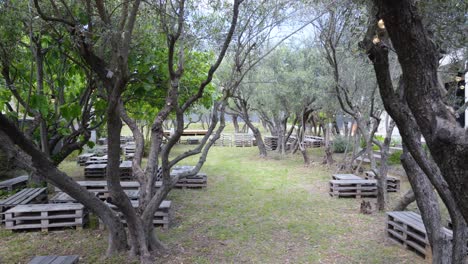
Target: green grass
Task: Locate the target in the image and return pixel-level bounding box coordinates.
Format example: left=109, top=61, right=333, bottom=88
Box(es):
left=0, top=146, right=423, bottom=264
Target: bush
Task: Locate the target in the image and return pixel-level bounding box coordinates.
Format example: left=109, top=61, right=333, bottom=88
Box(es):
left=333, top=135, right=350, bottom=153
left=388, top=150, right=402, bottom=165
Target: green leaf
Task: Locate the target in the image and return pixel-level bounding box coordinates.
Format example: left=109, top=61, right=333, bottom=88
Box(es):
left=86, top=141, right=95, bottom=149
left=30, top=94, right=49, bottom=116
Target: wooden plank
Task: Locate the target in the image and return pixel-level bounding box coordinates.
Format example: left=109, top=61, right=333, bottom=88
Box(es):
left=5, top=203, right=84, bottom=213
left=332, top=174, right=362, bottom=180
left=329, top=179, right=377, bottom=184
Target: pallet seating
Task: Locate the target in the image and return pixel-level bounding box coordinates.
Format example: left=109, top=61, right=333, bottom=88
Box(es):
left=84, top=155, right=108, bottom=166
left=28, top=255, right=79, bottom=264
left=386, top=211, right=453, bottom=259
left=0, top=188, right=48, bottom=221
left=214, top=134, right=232, bottom=147
left=171, top=166, right=207, bottom=188
left=234, top=133, right=253, bottom=147
left=123, top=143, right=136, bottom=160
left=119, top=161, right=133, bottom=179
left=264, top=136, right=278, bottom=150
left=364, top=171, right=400, bottom=192
left=77, top=153, right=95, bottom=166
left=4, top=203, right=87, bottom=232
left=329, top=179, right=377, bottom=198
left=84, top=164, right=107, bottom=178
left=99, top=200, right=171, bottom=229
left=0, top=175, right=29, bottom=191
left=304, top=135, right=323, bottom=148
left=175, top=173, right=208, bottom=188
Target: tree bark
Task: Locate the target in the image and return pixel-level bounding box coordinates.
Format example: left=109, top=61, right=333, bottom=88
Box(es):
left=393, top=189, right=415, bottom=211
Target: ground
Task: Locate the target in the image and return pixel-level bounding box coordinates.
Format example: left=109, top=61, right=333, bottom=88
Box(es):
left=0, top=146, right=424, bottom=264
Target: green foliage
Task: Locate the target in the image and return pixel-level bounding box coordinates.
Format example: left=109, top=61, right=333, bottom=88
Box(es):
left=333, top=135, right=350, bottom=153
left=30, top=94, right=50, bottom=116
left=388, top=150, right=402, bottom=165
left=60, top=102, right=81, bottom=121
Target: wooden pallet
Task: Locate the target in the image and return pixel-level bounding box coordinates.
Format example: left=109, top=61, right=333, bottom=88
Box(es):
left=50, top=192, right=77, bottom=204
left=304, top=135, right=323, bottom=148
left=77, top=153, right=95, bottom=166
left=264, top=136, right=278, bottom=151
left=5, top=203, right=87, bottom=232
left=28, top=255, right=79, bottom=264
left=0, top=175, right=29, bottom=191
left=175, top=173, right=208, bottom=189
left=119, top=161, right=133, bottom=179
left=364, top=171, right=401, bottom=192
left=0, top=188, right=48, bottom=221
left=329, top=179, right=377, bottom=198
left=386, top=211, right=452, bottom=259
left=214, top=134, right=232, bottom=147
left=234, top=133, right=253, bottom=147
left=84, top=164, right=107, bottom=178
left=331, top=174, right=363, bottom=180
left=84, top=155, right=108, bottom=166
left=99, top=200, right=171, bottom=229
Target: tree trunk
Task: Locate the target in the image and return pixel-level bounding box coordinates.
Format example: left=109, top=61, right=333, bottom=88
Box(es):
left=30, top=37, right=47, bottom=185
left=393, top=189, right=415, bottom=211
left=232, top=114, right=240, bottom=133
left=376, top=121, right=395, bottom=211
left=322, top=123, right=334, bottom=164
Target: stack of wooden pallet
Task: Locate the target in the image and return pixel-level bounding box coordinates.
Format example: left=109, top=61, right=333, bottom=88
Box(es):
left=175, top=173, right=207, bottom=189
left=234, top=133, right=253, bottom=147
left=304, top=135, right=323, bottom=148
left=4, top=203, right=88, bottom=232
left=264, top=136, right=278, bottom=150
left=123, top=143, right=136, bottom=160
left=214, top=134, right=232, bottom=147
left=84, top=155, right=108, bottom=165
left=84, top=164, right=107, bottom=178
left=119, top=161, right=133, bottom=179
left=99, top=200, right=171, bottom=229
left=364, top=171, right=401, bottom=192
left=329, top=179, right=377, bottom=198
left=0, top=188, right=48, bottom=221
left=0, top=175, right=29, bottom=191
left=77, top=153, right=95, bottom=166
left=386, top=211, right=453, bottom=259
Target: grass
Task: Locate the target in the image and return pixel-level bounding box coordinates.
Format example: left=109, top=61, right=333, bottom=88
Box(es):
left=0, top=146, right=424, bottom=264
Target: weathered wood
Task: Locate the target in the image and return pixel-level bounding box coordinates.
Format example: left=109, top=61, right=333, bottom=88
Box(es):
left=329, top=179, right=377, bottom=198
left=0, top=175, right=29, bottom=191
left=99, top=200, right=171, bottom=229
left=386, top=211, right=455, bottom=259
left=0, top=188, right=47, bottom=221
left=364, top=171, right=401, bottom=192
left=28, top=255, right=79, bottom=264
left=332, top=174, right=363, bottom=180
left=77, top=153, right=95, bottom=166
left=5, top=203, right=87, bottom=232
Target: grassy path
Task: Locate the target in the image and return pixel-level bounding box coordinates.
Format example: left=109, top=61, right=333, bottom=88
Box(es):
left=0, top=146, right=423, bottom=263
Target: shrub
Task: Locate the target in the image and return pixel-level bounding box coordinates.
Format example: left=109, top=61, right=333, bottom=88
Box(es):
left=388, top=150, right=403, bottom=165
left=333, top=135, right=350, bottom=153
